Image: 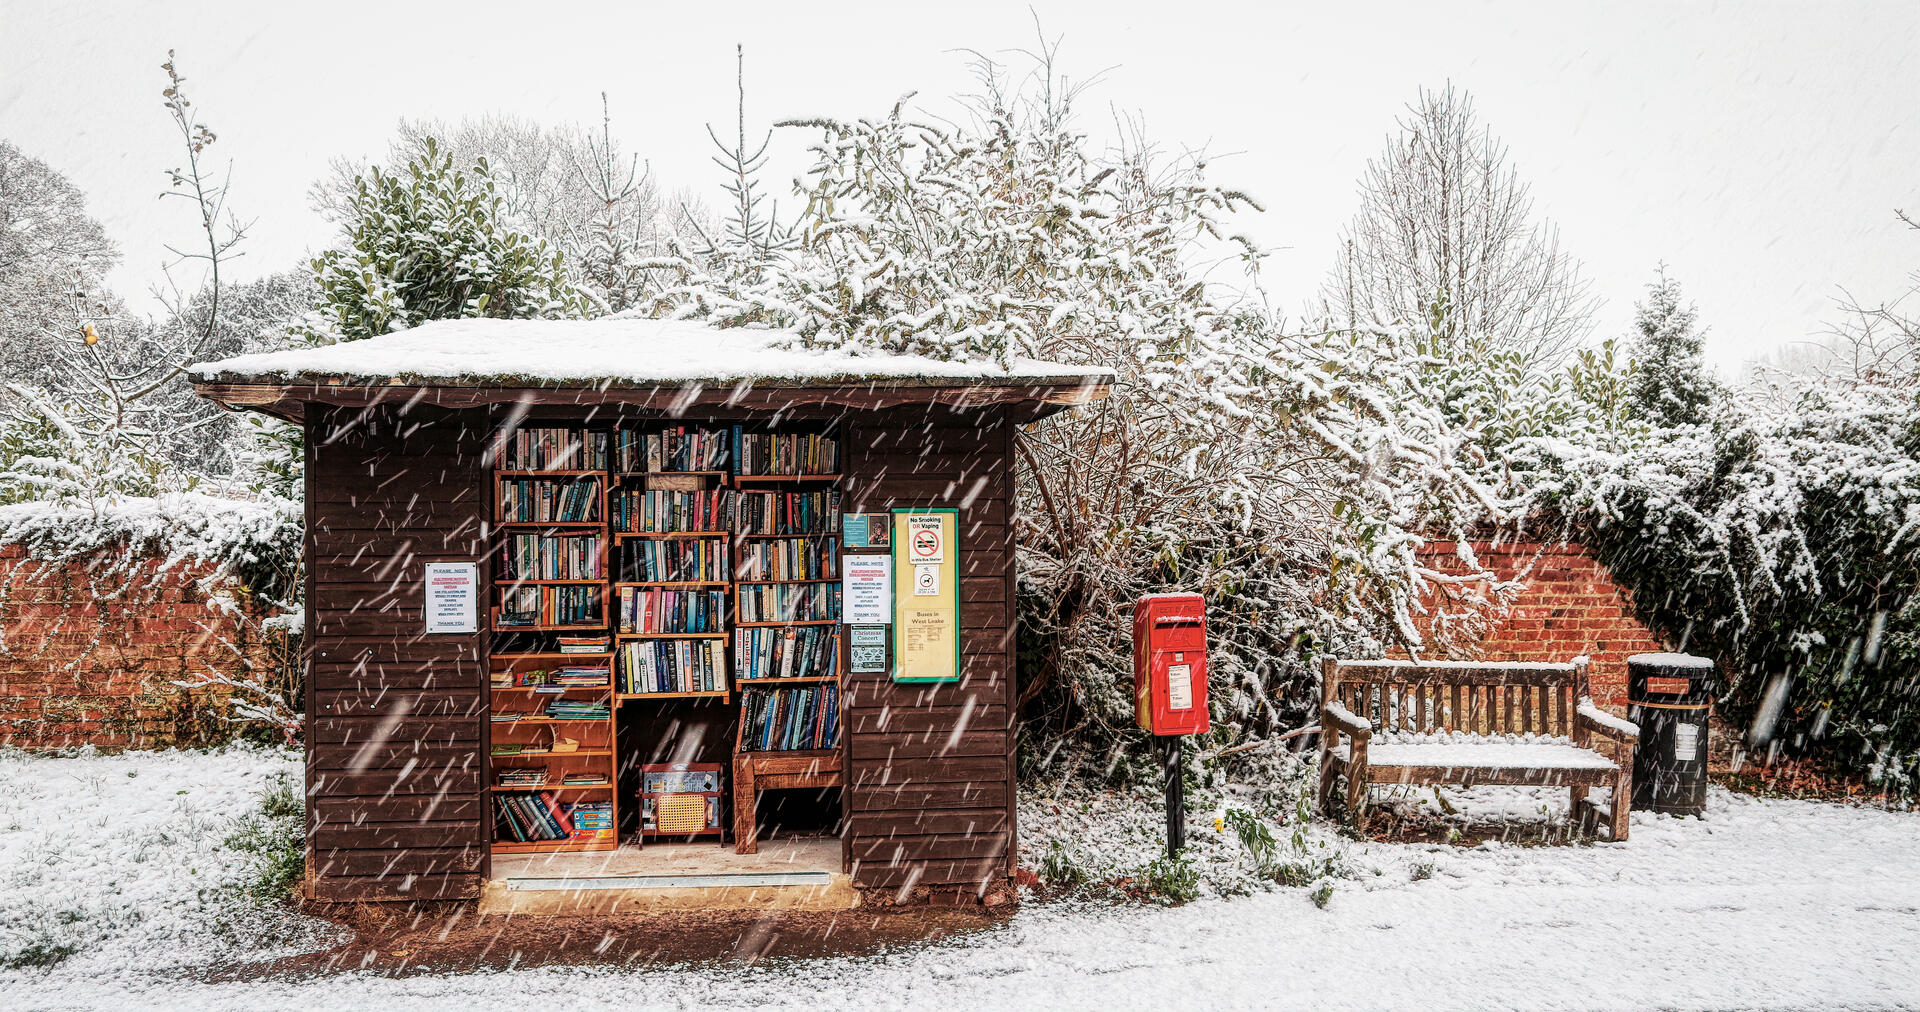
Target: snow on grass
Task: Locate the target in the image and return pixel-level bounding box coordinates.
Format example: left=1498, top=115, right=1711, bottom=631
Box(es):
left=3, top=749, right=1918, bottom=1011
left=0, top=745, right=343, bottom=980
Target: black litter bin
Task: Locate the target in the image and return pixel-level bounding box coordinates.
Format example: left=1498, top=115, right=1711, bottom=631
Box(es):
left=1627, top=652, right=1715, bottom=816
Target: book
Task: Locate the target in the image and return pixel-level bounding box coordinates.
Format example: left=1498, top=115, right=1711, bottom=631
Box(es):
left=734, top=625, right=839, bottom=681
left=736, top=582, right=841, bottom=624
left=618, top=638, right=726, bottom=694
left=740, top=685, right=839, bottom=752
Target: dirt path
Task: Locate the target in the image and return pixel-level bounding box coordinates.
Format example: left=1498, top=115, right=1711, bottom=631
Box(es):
left=211, top=900, right=1010, bottom=979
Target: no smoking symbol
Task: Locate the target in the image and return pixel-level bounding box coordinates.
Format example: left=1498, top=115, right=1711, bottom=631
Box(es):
left=912, top=529, right=940, bottom=558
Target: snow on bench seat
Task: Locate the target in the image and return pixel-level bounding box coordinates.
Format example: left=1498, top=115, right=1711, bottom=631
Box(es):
left=1334, top=732, right=1618, bottom=771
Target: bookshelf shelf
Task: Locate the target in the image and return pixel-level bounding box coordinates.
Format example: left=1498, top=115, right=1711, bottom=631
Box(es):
left=616, top=530, right=729, bottom=539
left=494, top=521, right=602, bottom=529
left=489, top=716, right=612, bottom=725
left=736, top=675, right=836, bottom=686
left=495, top=469, right=607, bottom=477
left=491, top=652, right=614, bottom=661
left=489, top=686, right=613, bottom=694
left=736, top=533, right=838, bottom=540
left=614, top=469, right=730, bottom=477
left=494, top=623, right=608, bottom=633
left=487, top=783, right=613, bottom=792
left=496, top=578, right=604, bottom=586
left=613, top=580, right=730, bottom=588
left=491, top=749, right=615, bottom=758
left=616, top=631, right=728, bottom=639
left=736, top=619, right=838, bottom=628
left=733, top=474, right=840, bottom=482
left=616, top=690, right=731, bottom=701
left=734, top=577, right=839, bottom=585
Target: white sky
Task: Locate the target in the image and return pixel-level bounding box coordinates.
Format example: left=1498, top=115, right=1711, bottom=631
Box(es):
left=3, top=0, right=1915, bottom=373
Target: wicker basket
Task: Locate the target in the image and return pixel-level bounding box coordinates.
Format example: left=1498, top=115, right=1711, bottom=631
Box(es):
left=656, top=794, right=708, bottom=835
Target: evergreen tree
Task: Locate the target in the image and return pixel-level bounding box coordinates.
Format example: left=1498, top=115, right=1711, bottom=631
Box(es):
left=1627, top=265, right=1716, bottom=426
left=304, top=139, right=588, bottom=342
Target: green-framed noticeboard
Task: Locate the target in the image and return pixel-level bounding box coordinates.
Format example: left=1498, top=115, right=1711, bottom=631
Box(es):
left=890, top=508, right=960, bottom=683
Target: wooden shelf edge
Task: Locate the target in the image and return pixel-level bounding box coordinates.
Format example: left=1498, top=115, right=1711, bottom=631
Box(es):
left=734, top=620, right=838, bottom=627
left=616, top=691, right=731, bottom=700
left=490, top=838, right=619, bottom=854
left=615, top=631, right=729, bottom=639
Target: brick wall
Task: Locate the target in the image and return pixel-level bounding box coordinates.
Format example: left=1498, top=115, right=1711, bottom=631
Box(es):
left=1413, top=541, right=1668, bottom=708
left=0, top=543, right=266, bottom=748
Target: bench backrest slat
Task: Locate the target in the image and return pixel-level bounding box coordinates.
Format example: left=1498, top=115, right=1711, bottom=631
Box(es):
left=1325, top=658, right=1590, bottom=738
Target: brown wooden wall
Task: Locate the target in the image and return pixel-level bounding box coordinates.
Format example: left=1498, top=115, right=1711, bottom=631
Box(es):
left=305, top=403, right=490, bottom=901
left=841, top=405, right=1017, bottom=898
left=299, top=398, right=1020, bottom=902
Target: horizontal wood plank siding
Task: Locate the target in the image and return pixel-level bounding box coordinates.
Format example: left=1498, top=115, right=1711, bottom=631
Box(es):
left=842, top=405, right=1018, bottom=896
left=306, top=404, right=488, bottom=901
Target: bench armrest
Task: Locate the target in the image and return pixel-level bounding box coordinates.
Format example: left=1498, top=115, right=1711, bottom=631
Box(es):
left=1322, top=701, right=1372, bottom=741
left=1576, top=697, right=1640, bottom=744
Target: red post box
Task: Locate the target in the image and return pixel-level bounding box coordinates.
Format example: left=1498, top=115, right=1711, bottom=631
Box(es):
left=1133, top=593, right=1209, bottom=736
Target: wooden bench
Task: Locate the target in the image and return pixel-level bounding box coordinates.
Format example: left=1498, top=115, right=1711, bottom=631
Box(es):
left=1317, top=658, right=1639, bottom=841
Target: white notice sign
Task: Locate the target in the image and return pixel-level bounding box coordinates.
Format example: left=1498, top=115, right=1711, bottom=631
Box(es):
left=424, top=562, right=478, bottom=634
left=843, top=555, right=893, bottom=625
left=1166, top=663, right=1193, bottom=710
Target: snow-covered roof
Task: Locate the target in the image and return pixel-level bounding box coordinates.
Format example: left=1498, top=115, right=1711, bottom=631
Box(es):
left=188, top=317, right=1115, bottom=391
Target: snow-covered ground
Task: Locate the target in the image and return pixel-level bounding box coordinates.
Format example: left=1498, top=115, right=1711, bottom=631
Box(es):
left=3, top=747, right=1917, bottom=1011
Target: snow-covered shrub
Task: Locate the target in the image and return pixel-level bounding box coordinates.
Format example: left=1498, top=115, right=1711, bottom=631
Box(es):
left=1519, top=377, right=1920, bottom=790
left=648, top=44, right=1517, bottom=762
left=303, top=138, right=590, bottom=343
left=0, top=491, right=306, bottom=742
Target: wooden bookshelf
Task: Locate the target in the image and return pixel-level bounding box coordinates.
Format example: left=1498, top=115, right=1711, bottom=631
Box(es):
left=728, top=436, right=846, bottom=854
left=487, top=423, right=618, bottom=855
left=612, top=453, right=732, bottom=702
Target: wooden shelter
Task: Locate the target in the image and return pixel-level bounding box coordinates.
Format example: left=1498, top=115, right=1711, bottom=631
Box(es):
left=190, top=318, right=1110, bottom=904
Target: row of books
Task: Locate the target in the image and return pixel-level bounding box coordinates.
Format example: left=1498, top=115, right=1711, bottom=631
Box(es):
left=497, top=427, right=611, bottom=471
left=617, top=538, right=727, bottom=583
left=616, top=587, right=728, bottom=634
left=494, top=425, right=836, bottom=475
left=543, top=698, right=610, bottom=720
left=494, top=792, right=613, bottom=843
left=736, top=491, right=840, bottom=536
left=496, top=768, right=551, bottom=788
left=613, top=488, right=731, bottom=533
left=613, top=426, right=730, bottom=473
left=742, top=685, right=840, bottom=752
left=497, top=585, right=603, bottom=627
left=735, top=429, right=840, bottom=476
left=490, top=665, right=611, bottom=689
left=736, top=537, right=838, bottom=582
left=499, top=533, right=604, bottom=581
left=618, top=638, right=728, bottom=694
left=499, top=478, right=602, bottom=523
left=558, top=635, right=610, bottom=654
left=735, top=626, right=838, bottom=681
left=737, top=582, right=842, bottom=624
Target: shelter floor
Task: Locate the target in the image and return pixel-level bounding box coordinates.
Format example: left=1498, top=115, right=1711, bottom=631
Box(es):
left=482, top=837, right=855, bottom=914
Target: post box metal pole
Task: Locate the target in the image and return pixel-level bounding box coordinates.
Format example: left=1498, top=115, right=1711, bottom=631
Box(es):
left=1162, top=734, right=1184, bottom=855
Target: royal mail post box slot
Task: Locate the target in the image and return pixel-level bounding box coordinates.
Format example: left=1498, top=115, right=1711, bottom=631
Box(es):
left=1133, top=593, right=1210, bottom=736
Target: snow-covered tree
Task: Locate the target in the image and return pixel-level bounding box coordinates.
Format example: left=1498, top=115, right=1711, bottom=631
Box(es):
left=0, top=141, right=121, bottom=389
left=1323, top=85, right=1597, bottom=376
left=302, top=139, right=589, bottom=342
left=312, top=112, right=699, bottom=315
left=647, top=41, right=1512, bottom=752
left=1627, top=266, right=1717, bottom=427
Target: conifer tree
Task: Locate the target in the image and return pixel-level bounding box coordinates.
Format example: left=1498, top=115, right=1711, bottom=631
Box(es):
left=304, top=139, right=588, bottom=342
left=1627, top=265, right=1717, bottom=427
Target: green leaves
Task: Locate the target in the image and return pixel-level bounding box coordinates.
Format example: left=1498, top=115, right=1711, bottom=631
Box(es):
left=302, top=138, right=589, bottom=343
